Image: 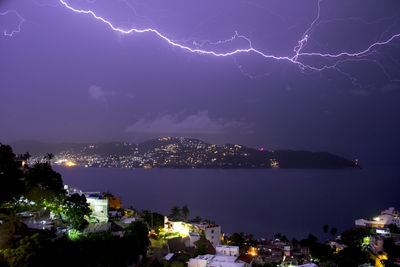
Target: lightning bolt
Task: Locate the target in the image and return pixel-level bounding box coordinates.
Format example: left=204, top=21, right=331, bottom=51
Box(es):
left=0, top=10, right=25, bottom=37
left=58, top=0, right=400, bottom=78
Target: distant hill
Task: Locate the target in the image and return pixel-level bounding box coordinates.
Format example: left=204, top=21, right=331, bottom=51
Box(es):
left=10, top=140, right=84, bottom=156
left=9, top=138, right=359, bottom=169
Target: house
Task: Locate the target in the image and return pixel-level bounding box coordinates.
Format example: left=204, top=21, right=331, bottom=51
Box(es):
left=188, top=232, right=201, bottom=247
left=355, top=207, right=399, bottom=228
left=193, top=222, right=221, bottom=248
left=236, top=254, right=254, bottom=267
left=164, top=219, right=221, bottom=248
left=165, top=220, right=193, bottom=237
left=104, top=194, right=122, bottom=210
left=216, top=245, right=240, bottom=257
left=188, top=254, right=244, bottom=267
left=85, top=193, right=108, bottom=223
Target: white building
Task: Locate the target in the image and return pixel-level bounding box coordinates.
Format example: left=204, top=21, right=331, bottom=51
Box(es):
left=355, top=207, right=399, bottom=228
left=216, top=245, right=240, bottom=257
left=165, top=220, right=193, bottom=236
left=188, top=232, right=201, bottom=247
left=164, top=218, right=221, bottom=248
left=85, top=193, right=108, bottom=223
left=194, top=223, right=221, bottom=248
left=188, top=254, right=244, bottom=267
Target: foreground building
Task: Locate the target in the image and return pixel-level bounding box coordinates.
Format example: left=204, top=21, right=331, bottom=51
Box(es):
left=85, top=193, right=109, bottom=223
left=216, top=245, right=240, bottom=257
left=188, top=254, right=245, bottom=267
left=355, top=207, right=399, bottom=229
left=164, top=218, right=221, bottom=248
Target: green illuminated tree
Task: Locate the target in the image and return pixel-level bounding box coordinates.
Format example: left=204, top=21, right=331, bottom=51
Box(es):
left=1, top=233, right=46, bottom=267
left=62, top=193, right=91, bottom=230
left=0, top=213, right=26, bottom=249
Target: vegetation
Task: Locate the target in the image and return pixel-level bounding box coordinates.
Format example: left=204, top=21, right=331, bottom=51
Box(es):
left=141, top=210, right=164, bottom=232
left=169, top=206, right=181, bottom=221
left=0, top=143, right=151, bottom=267
left=62, top=194, right=91, bottom=230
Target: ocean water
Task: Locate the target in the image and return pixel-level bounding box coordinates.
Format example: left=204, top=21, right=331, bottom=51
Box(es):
left=54, top=165, right=400, bottom=240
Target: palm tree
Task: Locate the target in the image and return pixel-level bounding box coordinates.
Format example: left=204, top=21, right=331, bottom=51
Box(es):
left=169, top=205, right=181, bottom=221
left=330, top=227, right=337, bottom=237
left=182, top=205, right=190, bottom=221
left=323, top=224, right=329, bottom=234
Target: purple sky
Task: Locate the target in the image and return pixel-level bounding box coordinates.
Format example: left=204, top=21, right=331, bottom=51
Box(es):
left=1, top=0, right=400, bottom=164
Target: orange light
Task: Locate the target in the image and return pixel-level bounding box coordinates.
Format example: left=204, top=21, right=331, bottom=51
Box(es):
left=65, top=161, right=76, bottom=167
left=247, top=247, right=258, bottom=256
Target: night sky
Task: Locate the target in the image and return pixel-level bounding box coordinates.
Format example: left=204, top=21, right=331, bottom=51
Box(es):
left=1, top=0, right=400, bottom=164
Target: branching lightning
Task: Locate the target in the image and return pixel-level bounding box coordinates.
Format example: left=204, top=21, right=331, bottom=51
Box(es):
left=3, top=0, right=400, bottom=85
left=57, top=0, right=400, bottom=76
left=0, top=10, right=25, bottom=37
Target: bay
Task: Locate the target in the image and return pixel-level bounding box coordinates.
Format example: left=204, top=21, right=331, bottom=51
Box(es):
left=54, top=165, right=400, bottom=239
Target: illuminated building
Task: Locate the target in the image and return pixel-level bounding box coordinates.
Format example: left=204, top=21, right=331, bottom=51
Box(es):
left=188, top=254, right=244, bottom=267
left=85, top=193, right=108, bottom=223
left=355, top=207, right=399, bottom=228
left=194, top=223, right=222, bottom=248
left=165, top=220, right=193, bottom=237
left=216, top=245, right=240, bottom=257
left=165, top=219, right=221, bottom=248
left=104, top=195, right=122, bottom=210
left=269, top=158, right=280, bottom=168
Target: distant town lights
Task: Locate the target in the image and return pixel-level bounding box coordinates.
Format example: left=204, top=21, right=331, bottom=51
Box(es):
left=65, top=161, right=76, bottom=167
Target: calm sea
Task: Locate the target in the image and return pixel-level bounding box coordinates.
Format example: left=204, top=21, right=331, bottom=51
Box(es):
left=54, top=165, right=400, bottom=240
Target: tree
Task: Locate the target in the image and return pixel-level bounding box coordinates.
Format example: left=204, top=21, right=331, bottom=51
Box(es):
left=330, top=227, right=337, bottom=237
left=169, top=205, right=181, bottom=221
left=291, top=238, right=299, bottom=248
left=124, top=221, right=150, bottom=259
left=0, top=143, right=24, bottom=204
left=230, top=232, right=245, bottom=247
left=141, top=210, right=164, bottom=231
left=191, top=216, right=202, bottom=223
left=323, top=224, right=329, bottom=233
left=388, top=224, right=400, bottom=234
left=181, top=205, right=189, bottom=221
left=0, top=213, right=26, bottom=249
left=25, top=163, right=65, bottom=195
left=195, top=231, right=209, bottom=255
left=62, top=193, right=91, bottom=230
left=1, top=233, right=46, bottom=267
left=274, top=233, right=282, bottom=240
left=24, top=163, right=65, bottom=205
left=382, top=238, right=400, bottom=266
left=334, top=246, right=371, bottom=266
